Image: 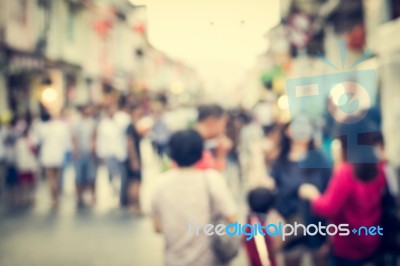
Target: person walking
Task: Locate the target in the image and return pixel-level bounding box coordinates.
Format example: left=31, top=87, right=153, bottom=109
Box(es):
left=72, top=105, right=97, bottom=207
left=125, top=104, right=145, bottom=212
left=113, top=98, right=131, bottom=208
left=151, top=129, right=237, bottom=266
left=194, top=104, right=232, bottom=171
left=96, top=108, right=121, bottom=195
left=37, top=110, right=72, bottom=208
left=270, top=116, right=331, bottom=266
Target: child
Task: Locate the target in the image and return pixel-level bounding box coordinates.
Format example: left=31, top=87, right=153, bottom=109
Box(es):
left=15, top=127, right=38, bottom=205
left=244, top=187, right=279, bottom=266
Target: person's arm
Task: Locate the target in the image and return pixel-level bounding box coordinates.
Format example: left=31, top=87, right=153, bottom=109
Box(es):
left=311, top=165, right=352, bottom=219
left=72, top=133, right=79, bottom=160
left=69, top=124, right=79, bottom=160
left=152, top=214, right=162, bottom=233
left=214, top=135, right=232, bottom=171
left=91, top=122, right=97, bottom=158
left=95, top=123, right=104, bottom=160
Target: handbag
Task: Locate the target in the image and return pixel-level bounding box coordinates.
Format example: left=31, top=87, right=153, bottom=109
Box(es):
left=204, top=172, right=241, bottom=264
left=282, top=213, right=306, bottom=250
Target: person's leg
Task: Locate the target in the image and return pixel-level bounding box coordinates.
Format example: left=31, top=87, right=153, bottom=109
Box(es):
left=19, top=173, right=28, bottom=205
left=104, top=157, right=113, bottom=182
left=128, top=176, right=141, bottom=212
left=46, top=167, right=61, bottom=206
left=107, top=157, right=120, bottom=195
left=87, top=155, right=97, bottom=204
left=27, top=172, right=36, bottom=204
left=74, top=157, right=85, bottom=206
left=54, top=167, right=62, bottom=202
left=119, top=160, right=129, bottom=207
left=7, top=166, right=19, bottom=206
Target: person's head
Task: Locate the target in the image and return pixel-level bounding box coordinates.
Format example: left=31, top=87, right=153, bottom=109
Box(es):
left=196, top=104, right=227, bottom=139
left=118, top=95, right=128, bottom=111
left=168, top=129, right=203, bottom=167
left=335, top=117, right=379, bottom=182
left=278, top=115, right=315, bottom=160
left=247, top=187, right=275, bottom=214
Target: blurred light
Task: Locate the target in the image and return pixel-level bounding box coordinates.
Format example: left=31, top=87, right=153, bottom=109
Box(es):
left=41, top=87, right=57, bottom=104
left=277, top=95, right=289, bottom=110
left=0, top=110, right=12, bottom=124
left=137, top=116, right=154, bottom=132
left=170, top=82, right=184, bottom=95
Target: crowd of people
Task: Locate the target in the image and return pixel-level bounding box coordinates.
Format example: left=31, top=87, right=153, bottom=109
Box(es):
left=0, top=96, right=399, bottom=266
left=0, top=96, right=153, bottom=212
left=149, top=103, right=399, bottom=266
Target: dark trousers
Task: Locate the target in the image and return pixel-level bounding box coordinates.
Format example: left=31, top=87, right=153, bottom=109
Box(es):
left=119, top=160, right=129, bottom=207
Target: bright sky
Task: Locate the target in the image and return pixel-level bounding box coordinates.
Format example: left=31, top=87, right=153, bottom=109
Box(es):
left=133, top=0, right=281, bottom=101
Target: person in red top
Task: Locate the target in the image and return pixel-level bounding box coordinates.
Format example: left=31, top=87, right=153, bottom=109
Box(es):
left=299, top=118, right=386, bottom=266
left=194, top=104, right=232, bottom=171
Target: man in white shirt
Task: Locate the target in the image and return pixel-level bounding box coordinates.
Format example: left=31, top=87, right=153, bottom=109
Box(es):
left=113, top=97, right=132, bottom=207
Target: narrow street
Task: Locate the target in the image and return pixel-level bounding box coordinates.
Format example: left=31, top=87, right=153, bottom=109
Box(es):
left=1, top=1, right=399, bottom=265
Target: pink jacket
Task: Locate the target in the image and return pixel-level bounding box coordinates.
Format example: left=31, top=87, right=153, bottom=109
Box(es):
left=312, top=162, right=386, bottom=260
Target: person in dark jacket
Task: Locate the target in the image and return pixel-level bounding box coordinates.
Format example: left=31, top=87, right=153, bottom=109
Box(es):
left=270, top=116, right=331, bottom=266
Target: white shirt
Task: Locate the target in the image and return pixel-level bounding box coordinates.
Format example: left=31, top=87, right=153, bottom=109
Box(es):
left=113, top=111, right=131, bottom=161
left=152, top=169, right=236, bottom=266
left=96, top=117, right=120, bottom=159
left=73, top=117, right=96, bottom=154
left=15, top=137, right=37, bottom=172
left=37, top=120, right=72, bottom=167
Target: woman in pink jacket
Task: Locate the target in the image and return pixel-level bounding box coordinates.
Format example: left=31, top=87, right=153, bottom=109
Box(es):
left=299, top=118, right=386, bottom=266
